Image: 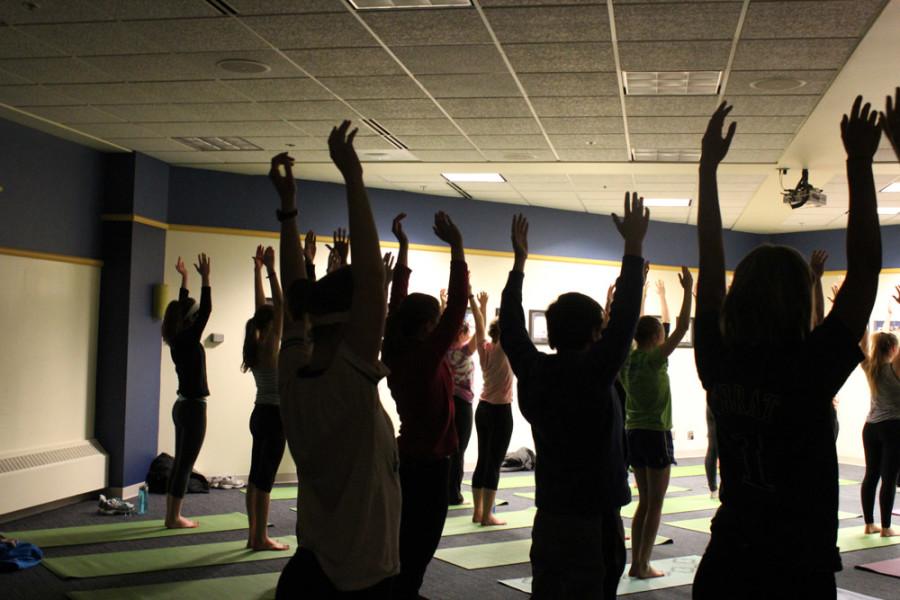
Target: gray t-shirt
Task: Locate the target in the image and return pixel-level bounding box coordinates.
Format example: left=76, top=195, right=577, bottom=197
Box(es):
left=867, top=363, right=900, bottom=423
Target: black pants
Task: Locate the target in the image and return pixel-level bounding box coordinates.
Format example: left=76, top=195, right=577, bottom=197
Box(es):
left=447, top=397, right=473, bottom=503
left=276, top=547, right=393, bottom=599
left=395, top=457, right=450, bottom=599
left=704, top=406, right=718, bottom=493
left=167, top=399, right=207, bottom=498
left=530, top=508, right=625, bottom=600
left=472, top=402, right=513, bottom=490
left=693, top=547, right=835, bottom=600
left=861, top=419, right=900, bottom=528
left=249, top=404, right=286, bottom=493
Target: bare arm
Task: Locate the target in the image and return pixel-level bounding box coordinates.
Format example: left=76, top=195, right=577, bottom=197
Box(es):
left=656, top=280, right=670, bottom=324
left=892, top=287, right=900, bottom=372
left=262, top=247, right=283, bottom=340
left=810, top=250, right=827, bottom=327
left=659, top=267, right=693, bottom=357
left=466, top=290, right=480, bottom=354
left=253, top=245, right=266, bottom=310
left=881, top=86, right=900, bottom=163
left=475, top=292, right=488, bottom=346
left=269, top=153, right=307, bottom=306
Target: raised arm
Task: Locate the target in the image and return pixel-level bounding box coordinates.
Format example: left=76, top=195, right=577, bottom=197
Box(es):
left=656, top=279, right=670, bottom=324
left=658, top=267, right=693, bottom=357
left=326, top=228, right=349, bottom=274
left=253, top=245, right=266, bottom=310
left=466, top=288, right=483, bottom=354
left=186, top=253, right=212, bottom=339
left=388, top=213, right=409, bottom=316
left=263, top=246, right=283, bottom=340
left=881, top=86, right=900, bottom=162
left=176, top=256, right=188, bottom=292
left=892, top=287, right=900, bottom=372
left=500, top=214, right=540, bottom=375
left=427, top=212, right=468, bottom=356
left=831, top=96, right=883, bottom=338
left=329, top=121, right=385, bottom=363
left=304, top=230, right=317, bottom=282
left=269, top=153, right=307, bottom=299
left=640, top=262, right=650, bottom=315
left=382, top=252, right=395, bottom=296
left=697, top=102, right=736, bottom=315
left=475, top=292, right=488, bottom=345
left=810, top=250, right=828, bottom=326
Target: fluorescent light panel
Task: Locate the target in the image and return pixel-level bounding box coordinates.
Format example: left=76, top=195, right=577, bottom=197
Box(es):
left=878, top=207, right=900, bottom=215
left=442, top=172, right=506, bottom=183
left=173, top=136, right=261, bottom=151
left=348, top=0, right=472, bottom=9
left=881, top=182, right=900, bottom=193
left=624, top=71, right=722, bottom=96
left=644, top=198, right=692, bottom=207
left=632, top=149, right=701, bottom=162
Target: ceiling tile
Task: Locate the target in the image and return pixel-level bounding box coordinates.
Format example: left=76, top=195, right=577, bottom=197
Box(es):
left=503, top=42, right=615, bottom=73
left=141, top=121, right=295, bottom=137
left=729, top=134, right=796, bottom=150
left=618, top=41, right=732, bottom=71
left=468, top=134, right=548, bottom=149
left=557, top=148, right=630, bottom=161
left=457, top=118, right=541, bottom=135
left=391, top=45, right=507, bottom=75
left=361, top=9, right=491, bottom=46
left=17, top=105, right=123, bottom=123
left=468, top=192, right=528, bottom=205
left=225, top=78, right=332, bottom=101
left=570, top=174, right=633, bottom=190
left=519, top=72, right=619, bottom=97
left=0, top=27, right=64, bottom=58
left=175, top=50, right=306, bottom=80
left=505, top=173, right=571, bottom=185
left=725, top=95, right=820, bottom=116
left=96, top=103, right=208, bottom=122
left=105, top=138, right=197, bottom=152
left=180, top=102, right=289, bottom=122
left=741, top=1, right=886, bottom=39
left=725, top=70, right=837, bottom=96
left=0, top=84, right=80, bottom=105
left=73, top=122, right=159, bottom=138
left=19, top=21, right=160, bottom=55
left=0, top=0, right=109, bottom=24
left=729, top=115, right=805, bottom=134
left=629, top=115, right=803, bottom=134
left=625, top=96, right=719, bottom=117
left=224, top=0, right=342, bottom=14
left=80, top=53, right=213, bottom=82
left=100, top=0, right=223, bottom=19
left=286, top=48, right=403, bottom=77
left=241, top=13, right=377, bottom=49
left=629, top=133, right=701, bottom=148
left=56, top=81, right=248, bottom=103
left=144, top=150, right=224, bottom=164
left=549, top=134, right=626, bottom=149
left=122, top=18, right=265, bottom=53
left=260, top=100, right=353, bottom=121
left=419, top=73, right=521, bottom=98
left=401, top=136, right=475, bottom=150
left=480, top=0, right=602, bottom=5
left=486, top=149, right=556, bottom=161
left=439, top=97, right=532, bottom=118
left=0, top=68, right=30, bottom=85
left=368, top=118, right=459, bottom=135
left=289, top=119, right=375, bottom=138
left=0, top=57, right=115, bottom=84
left=484, top=5, right=610, bottom=43
left=242, top=136, right=325, bottom=151
left=732, top=39, right=857, bottom=71
left=349, top=98, right=446, bottom=119
left=721, top=149, right=783, bottom=163
left=614, top=2, right=741, bottom=41
left=318, top=75, right=425, bottom=100
left=411, top=149, right=485, bottom=161
left=531, top=96, right=621, bottom=118
left=542, top=117, right=624, bottom=134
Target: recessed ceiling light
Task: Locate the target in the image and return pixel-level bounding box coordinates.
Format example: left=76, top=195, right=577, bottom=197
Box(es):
left=632, top=148, right=701, bottom=162
left=749, top=77, right=807, bottom=91
left=878, top=207, right=900, bottom=215
left=624, top=71, right=721, bottom=96
left=881, top=182, right=900, bottom=193
left=442, top=172, right=506, bottom=183
left=217, top=59, right=271, bottom=74
left=347, top=0, right=471, bottom=9
left=644, top=198, right=692, bottom=207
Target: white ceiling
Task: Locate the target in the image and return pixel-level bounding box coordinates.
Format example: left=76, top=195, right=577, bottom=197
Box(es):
left=1, top=0, right=899, bottom=233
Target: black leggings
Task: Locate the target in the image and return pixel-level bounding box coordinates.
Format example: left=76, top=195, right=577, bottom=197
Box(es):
left=472, top=402, right=513, bottom=490
left=448, top=397, right=473, bottom=503
left=395, top=457, right=450, bottom=599
left=248, top=404, right=286, bottom=493
left=276, top=547, right=393, bottom=599
left=167, top=399, right=207, bottom=498
left=704, top=406, right=718, bottom=493
left=861, top=419, right=900, bottom=528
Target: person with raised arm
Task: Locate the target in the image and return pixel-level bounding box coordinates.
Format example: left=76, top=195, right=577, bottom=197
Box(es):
left=326, top=227, right=350, bottom=274
left=623, top=266, right=693, bottom=579
left=383, top=211, right=469, bottom=599
left=273, top=121, right=400, bottom=598
left=500, top=195, right=648, bottom=599
left=241, top=245, right=288, bottom=552
left=691, top=99, right=882, bottom=599
left=447, top=286, right=479, bottom=506
left=471, top=291, right=515, bottom=526
left=160, top=253, right=212, bottom=529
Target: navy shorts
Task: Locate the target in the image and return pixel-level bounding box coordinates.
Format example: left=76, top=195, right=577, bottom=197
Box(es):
left=627, top=429, right=676, bottom=470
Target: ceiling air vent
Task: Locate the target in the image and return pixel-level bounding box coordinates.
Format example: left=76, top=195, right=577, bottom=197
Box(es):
left=348, top=0, right=472, bottom=10
left=632, top=149, right=701, bottom=162
left=173, top=136, right=262, bottom=151
left=624, top=71, right=721, bottom=96
left=204, top=0, right=238, bottom=15
left=362, top=118, right=408, bottom=150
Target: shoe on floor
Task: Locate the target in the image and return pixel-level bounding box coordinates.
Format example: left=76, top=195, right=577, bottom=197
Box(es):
left=216, top=476, right=245, bottom=490
left=97, top=494, right=135, bottom=516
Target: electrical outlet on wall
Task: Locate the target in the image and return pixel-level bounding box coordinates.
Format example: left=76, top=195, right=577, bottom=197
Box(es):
left=687, top=430, right=694, bottom=440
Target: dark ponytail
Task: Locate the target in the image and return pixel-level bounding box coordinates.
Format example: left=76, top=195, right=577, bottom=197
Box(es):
left=383, top=293, right=441, bottom=366
left=241, top=305, right=275, bottom=372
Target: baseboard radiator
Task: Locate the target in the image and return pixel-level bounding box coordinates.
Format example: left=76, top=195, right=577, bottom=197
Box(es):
left=0, top=440, right=108, bottom=517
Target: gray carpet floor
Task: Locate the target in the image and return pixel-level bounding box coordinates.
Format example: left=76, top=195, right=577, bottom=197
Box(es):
left=1, top=461, right=898, bottom=599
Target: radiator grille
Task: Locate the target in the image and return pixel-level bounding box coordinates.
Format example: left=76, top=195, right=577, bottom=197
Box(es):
left=0, top=443, right=100, bottom=474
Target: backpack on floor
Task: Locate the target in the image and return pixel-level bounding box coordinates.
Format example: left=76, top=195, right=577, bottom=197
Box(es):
left=0, top=542, right=43, bottom=572
left=501, top=447, right=536, bottom=472
left=145, top=453, right=210, bottom=494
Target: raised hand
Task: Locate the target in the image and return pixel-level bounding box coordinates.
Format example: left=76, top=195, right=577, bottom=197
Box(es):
left=879, top=87, right=899, bottom=159
left=328, top=120, right=362, bottom=181
left=304, top=230, right=316, bottom=264
left=828, top=281, right=842, bottom=305
left=392, top=213, right=408, bottom=246
left=643, top=261, right=650, bottom=283
left=175, top=256, right=187, bottom=277
left=612, top=191, right=650, bottom=254
left=477, top=291, right=489, bottom=308
left=606, top=283, right=616, bottom=306
left=432, top=211, right=463, bottom=248
left=325, top=227, right=349, bottom=271
left=253, top=245, right=264, bottom=271
left=268, top=152, right=296, bottom=202
left=678, top=266, right=693, bottom=290
left=511, top=213, right=529, bottom=262
left=383, top=252, right=395, bottom=283
left=701, top=102, right=737, bottom=166
left=263, top=246, right=275, bottom=271
left=841, top=95, right=882, bottom=161
left=655, top=280, right=666, bottom=295
left=194, top=253, right=210, bottom=279
left=440, top=288, right=448, bottom=307
left=810, top=249, right=828, bottom=280
left=894, top=285, right=900, bottom=305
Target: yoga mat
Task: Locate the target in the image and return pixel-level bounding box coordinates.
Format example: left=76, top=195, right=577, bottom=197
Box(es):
left=67, top=573, right=279, bottom=600
left=442, top=508, right=536, bottom=537
left=621, top=493, right=720, bottom=518
left=839, top=479, right=861, bottom=486
left=449, top=491, right=509, bottom=511
left=855, top=557, right=900, bottom=579
left=499, top=555, right=701, bottom=596
left=838, top=526, right=900, bottom=553
left=3, top=512, right=248, bottom=548
left=436, top=530, right=672, bottom=570
left=670, top=464, right=710, bottom=478
left=464, top=474, right=534, bottom=489
left=240, top=486, right=296, bottom=501
left=666, top=511, right=861, bottom=535
left=514, top=484, right=690, bottom=502
left=44, top=536, right=296, bottom=579
left=837, top=589, right=885, bottom=600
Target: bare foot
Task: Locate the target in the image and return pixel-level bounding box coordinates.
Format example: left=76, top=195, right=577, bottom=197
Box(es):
left=472, top=512, right=483, bottom=524
left=636, top=565, right=665, bottom=579
left=250, top=537, right=290, bottom=551
left=481, top=514, right=507, bottom=527
left=165, top=516, right=199, bottom=529
left=880, top=527, right=899, bottom=538
left=864, top=523, right=882, bottom=535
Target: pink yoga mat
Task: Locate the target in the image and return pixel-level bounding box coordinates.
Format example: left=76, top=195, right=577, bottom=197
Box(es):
left=856, top=557, right=900, bottom=579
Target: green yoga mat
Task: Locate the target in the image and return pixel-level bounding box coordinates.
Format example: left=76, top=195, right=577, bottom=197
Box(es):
left=450, top=491, right=509, bottom=511
left=442, top=507, right=536, bottom=537
left=670, top=464, right=708, bottom=478
left=436, top=530, right=672, bottom=570
left=67, top=573, right=279, bottom=600
left=839, top=479, right=861, bottom=486
left=240, top=486, right=297, bottom=500
left=45, top=536, right=296, bottom=579
left=514, top=484, right=690, bottom=502
left=464, top=474, right=535, bottom=489
left=666, top=511, right=861, bottom=535
left=500, top=555, right=702, bottom=596
left=621, top=493, right=720, bottom=518
left=838, top=526, right=900, bottom=553
left=3, top=512, right=248, bottom=548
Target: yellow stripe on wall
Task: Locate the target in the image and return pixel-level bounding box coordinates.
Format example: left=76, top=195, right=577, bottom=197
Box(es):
left=0, top=246, right=103, bottom=267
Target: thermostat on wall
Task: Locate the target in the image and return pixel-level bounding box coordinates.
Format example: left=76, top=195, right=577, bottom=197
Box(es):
left=208, top=333, right=224, bottom=344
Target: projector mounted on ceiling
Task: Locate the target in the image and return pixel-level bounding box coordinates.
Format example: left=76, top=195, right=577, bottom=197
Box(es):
left=782, top=168, right=827, bottom=209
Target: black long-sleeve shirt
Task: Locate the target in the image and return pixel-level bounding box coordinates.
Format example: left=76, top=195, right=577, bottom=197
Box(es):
left=171, top=286, right=212, bottom=399
left=499, top=255, right=644, bottom=515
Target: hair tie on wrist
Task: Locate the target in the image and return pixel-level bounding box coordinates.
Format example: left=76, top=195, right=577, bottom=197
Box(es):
left=277, top=209, right=298, bottom=222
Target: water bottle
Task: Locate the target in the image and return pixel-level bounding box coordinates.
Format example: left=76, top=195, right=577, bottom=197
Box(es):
left=137, top=484, right=148, bottom=515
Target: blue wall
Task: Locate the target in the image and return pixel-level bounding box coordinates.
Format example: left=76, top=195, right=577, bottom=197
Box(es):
left=771, top=226, right=900, bottom=271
